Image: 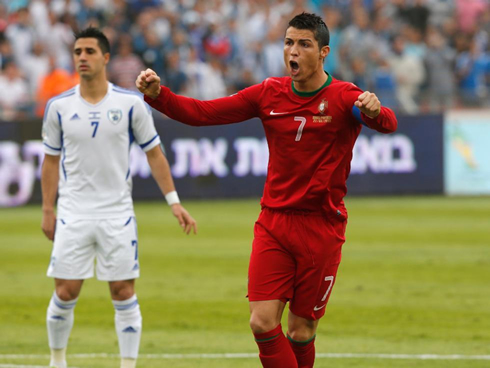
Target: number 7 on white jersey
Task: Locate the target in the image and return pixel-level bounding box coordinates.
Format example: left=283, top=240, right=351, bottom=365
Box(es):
left=294, top=117, right=306, bottom=141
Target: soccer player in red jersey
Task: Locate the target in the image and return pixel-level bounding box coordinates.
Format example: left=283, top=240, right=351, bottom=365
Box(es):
left=136, top=12, right=397, bottom=368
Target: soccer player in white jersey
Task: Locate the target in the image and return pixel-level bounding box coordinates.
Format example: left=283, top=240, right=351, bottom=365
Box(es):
left=41, top=27, right=197, bottom=368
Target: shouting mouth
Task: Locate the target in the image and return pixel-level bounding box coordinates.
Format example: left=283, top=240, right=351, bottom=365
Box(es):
left=289, top=60, right=299, bottom=76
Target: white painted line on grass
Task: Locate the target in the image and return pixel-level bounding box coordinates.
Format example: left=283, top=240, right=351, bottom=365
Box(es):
left=0, top=365, right=80, bottom=368
left=1, top=353, right=489, bottom=361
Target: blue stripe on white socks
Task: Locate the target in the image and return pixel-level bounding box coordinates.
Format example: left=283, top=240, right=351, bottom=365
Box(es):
left=52, top=292, right=78, bottom=310
left=113, top=295, right=142, bottom=359
left=112, top=294, right=138, bottom=310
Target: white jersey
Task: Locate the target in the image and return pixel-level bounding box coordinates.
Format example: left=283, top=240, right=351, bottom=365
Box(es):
left=42, top=83, right=160, bottom=220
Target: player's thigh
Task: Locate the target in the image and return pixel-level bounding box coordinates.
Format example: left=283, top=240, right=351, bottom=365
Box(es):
left=94, top=216, right=139, bottom=282
left=290, top=216, right=346, bottom=320
left=47, top=219, right=96, bottom=280
left=248, top=221, right=296, bottom=302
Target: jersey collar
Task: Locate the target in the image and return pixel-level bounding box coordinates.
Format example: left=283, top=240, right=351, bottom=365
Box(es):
left=291, top=72, right=332, bottom=97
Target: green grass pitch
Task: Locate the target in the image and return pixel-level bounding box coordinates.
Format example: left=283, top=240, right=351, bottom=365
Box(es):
left=0, top=196, right=489, bottom=368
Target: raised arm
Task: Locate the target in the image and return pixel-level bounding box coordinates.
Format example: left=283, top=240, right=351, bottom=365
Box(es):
left=145, top=145, right=197, bottom=235
left=136, top=68, right=259, bottom=126
left=353, top=90, right=397, bottom=134
left=41, top=154, right=60, bottom=241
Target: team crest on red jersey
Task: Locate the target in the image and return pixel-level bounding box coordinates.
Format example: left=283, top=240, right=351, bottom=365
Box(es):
left=313, top=99, right=332, bottom=123
left=318, top=99, right=328, bottom=115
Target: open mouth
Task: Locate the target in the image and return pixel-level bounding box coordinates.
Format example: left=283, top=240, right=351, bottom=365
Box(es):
left=289, top=60, right=299, bottom=75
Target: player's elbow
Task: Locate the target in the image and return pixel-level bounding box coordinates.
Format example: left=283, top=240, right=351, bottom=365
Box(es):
left=379, top=120, right=397, bottom=134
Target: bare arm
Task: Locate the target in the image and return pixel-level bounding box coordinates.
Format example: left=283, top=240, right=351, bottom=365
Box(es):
left=146, top=145, right=197, bottom=235
left=41, top=154, right=60, bottom=241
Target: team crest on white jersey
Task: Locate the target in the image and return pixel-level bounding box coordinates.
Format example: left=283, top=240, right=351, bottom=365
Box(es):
left=108, top=109, right=123, bottom=124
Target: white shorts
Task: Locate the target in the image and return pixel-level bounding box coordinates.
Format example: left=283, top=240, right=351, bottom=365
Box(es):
left=47, top=216, right=140, bottom=281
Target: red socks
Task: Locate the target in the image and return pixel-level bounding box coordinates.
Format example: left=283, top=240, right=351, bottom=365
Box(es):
left=254, top=324, right=297, bottom=368
left=287, top=334, right=316, bottom=368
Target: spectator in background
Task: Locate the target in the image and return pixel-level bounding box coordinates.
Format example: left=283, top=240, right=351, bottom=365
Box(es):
left=403, top=25, right=427, bottom=59
left=165, top=52, right=188, bottom=95
left=425, top=26, right=456, bottom=112
left=323, top=7, right=342, bottom=76
left=339, top=8, right=377, bottom=81
left=262, top=25, right=286, bottom=77
left=231, top=68, right=257, bottom=92
left=46, top=11, right=76, bottom=71
left=0, top=37, right=15, bottom=70
left=29, top=0, right=51, bottom=39
left=22, top=40, right=50, bottom=94
left=371, top=53, right=398, bottom=110
left=202, top=20, right=232, bottom=62
left=0, top=61, right=30, bottom=120
left=0, top=3, right=10, bottom=33
left=108, top=34, right=145, bottom=90
left=388, top=34, right=425, bottom=114
left=140, top=28, right=166, bottom=78
left=36, top=55, right=78, bottom=117
left=224, top=18, right=244, bottom=65
left=406, top=0, right=431, bottom=35
left=184, top=47, right=226, bottom=100
left=350, top=56, right=369, bottom=91
left=456, top=0, right=488, bottom=34
left=76, top=0, right=105, bottom=28
left=455, top=34, right=488, bottom=106
left=5, top=7, right=35, bottom=71
left=242, top=41, right=267, bottom=82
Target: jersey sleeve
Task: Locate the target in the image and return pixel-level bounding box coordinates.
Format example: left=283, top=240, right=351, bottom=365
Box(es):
left=144, top=83, right=261, bottom=126
left=131, top=97, right=161, bottom=152
left=42, top=101, right=62, bottom=156
left=342, top=83, right=397, bottom=134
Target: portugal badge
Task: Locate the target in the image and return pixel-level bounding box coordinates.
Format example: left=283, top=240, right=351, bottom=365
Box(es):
left=318, top=99, right=328, bottom=115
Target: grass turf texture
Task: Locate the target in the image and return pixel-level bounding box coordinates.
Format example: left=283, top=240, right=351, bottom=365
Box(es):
left=0, top=196, right=489, bottom=368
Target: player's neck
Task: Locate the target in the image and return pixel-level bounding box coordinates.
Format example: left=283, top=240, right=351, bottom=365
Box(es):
left=79, top=75, right=109, bottom=104
left=292, top=69, right=328, bottom=93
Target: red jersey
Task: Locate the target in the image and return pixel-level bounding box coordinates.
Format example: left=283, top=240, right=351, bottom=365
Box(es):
left=145, top=74, right=397, bottom=218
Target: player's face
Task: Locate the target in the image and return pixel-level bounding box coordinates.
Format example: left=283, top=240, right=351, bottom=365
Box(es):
left=73, top=38, right=109, bottom=80
left=284, top=27, right=329, bottom=84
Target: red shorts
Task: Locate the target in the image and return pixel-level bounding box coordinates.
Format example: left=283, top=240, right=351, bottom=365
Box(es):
left=248, top=207, right=347, bottom=320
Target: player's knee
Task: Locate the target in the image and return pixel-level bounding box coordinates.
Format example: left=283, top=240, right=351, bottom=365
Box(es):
left=288, top=328, right=315, bottom=342
left=55, top=288, right=79, bottom=302
left=110, top=285, right=134, bottom=301
left=249, top=314, right=279, bottom=334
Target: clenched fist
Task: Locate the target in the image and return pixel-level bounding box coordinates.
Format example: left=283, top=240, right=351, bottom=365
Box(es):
left=354, top=91, right=381, bottom=118
left=136, top=68, right=161, bottom=99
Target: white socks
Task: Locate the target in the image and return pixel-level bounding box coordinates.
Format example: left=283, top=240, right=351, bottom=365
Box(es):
left=47, top=292, right=77, bottom=367
left=49, top=348, right=67, bottom=368
left=47, top=292, right=141, bottom=367
left=121, top=358, right=137, bottom=368
left=113, top=295, right=142, bottom=360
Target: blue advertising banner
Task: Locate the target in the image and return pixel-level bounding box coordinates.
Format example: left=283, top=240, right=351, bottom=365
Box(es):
left=445, top=111, right=490, bottom=195
left=347, top=115, right=443, bottom=194
left=0, top=113, right=443, bottom=207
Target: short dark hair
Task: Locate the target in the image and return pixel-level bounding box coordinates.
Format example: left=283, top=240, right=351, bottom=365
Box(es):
left=74, top=27, right=110, bottom=54
left=287, top=12, right=330, bottom=48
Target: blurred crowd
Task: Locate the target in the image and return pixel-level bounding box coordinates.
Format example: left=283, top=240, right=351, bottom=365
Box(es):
left=0, top=0, right=489, bottom=121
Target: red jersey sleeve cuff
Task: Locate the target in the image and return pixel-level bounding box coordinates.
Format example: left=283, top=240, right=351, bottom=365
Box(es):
left=143, top=86, right=165, bottom=105
left=360, top=111, right=380, bottom=122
